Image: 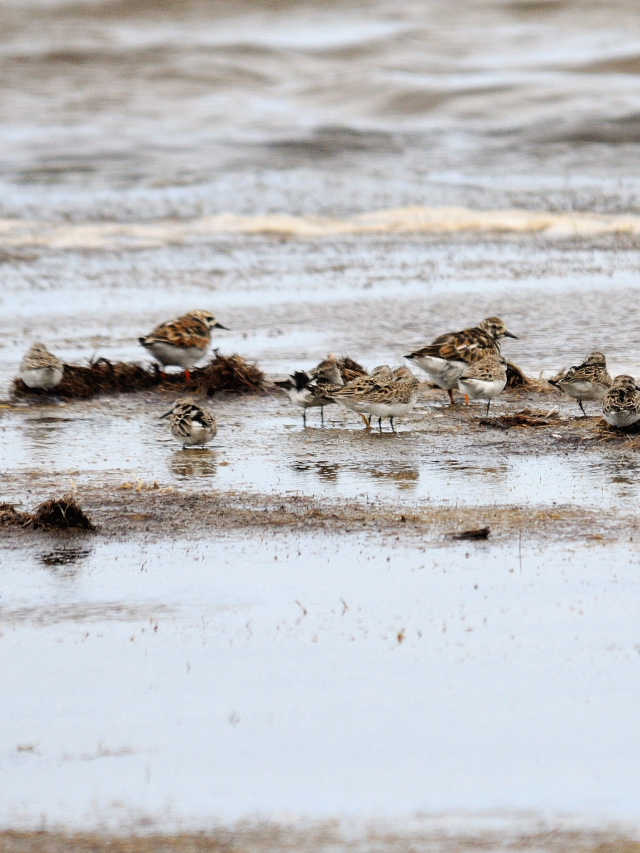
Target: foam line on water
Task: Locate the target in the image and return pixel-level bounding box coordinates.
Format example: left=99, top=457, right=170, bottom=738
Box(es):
left=3, top=206, right=640, bottom=249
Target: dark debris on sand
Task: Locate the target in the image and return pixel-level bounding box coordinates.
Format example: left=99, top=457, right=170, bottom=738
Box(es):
left=0, top=495, right=94, bottom=531
left=448, top=526, right=491, bottom=540
left=480, top=408, right=561, bottom=429
left=11, top=352, right=266, bottom=401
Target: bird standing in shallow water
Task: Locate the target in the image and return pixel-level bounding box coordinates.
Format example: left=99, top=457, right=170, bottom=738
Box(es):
left=602, top=375, right=640, bottom=429
left=405, top=317, right=518, bottom=404
left=549, top=351, right=612, bottom=415
left=275, top=355, right=346, bottom=426
left=161, top=397, right=217, bottom=448
left=20, top=343, right=64, bottom=391
left=139, top=310, right=229, bottom=382
left=331, top=365, right=419, bottom=431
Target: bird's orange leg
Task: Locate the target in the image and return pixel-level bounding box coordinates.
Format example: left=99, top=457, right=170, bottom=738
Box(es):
left=185, top=370, right=191, bottom=383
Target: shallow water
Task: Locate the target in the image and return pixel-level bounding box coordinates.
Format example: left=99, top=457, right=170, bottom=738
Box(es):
left=3, top=532, right=640, bottom=828
left=3, top=396, right=640, bottom=512
left=2, top=0, right=640, bottom=220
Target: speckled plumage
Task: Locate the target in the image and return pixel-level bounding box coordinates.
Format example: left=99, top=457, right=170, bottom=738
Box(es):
left=458, top=354, right=508, bottom=415
left=139, top=310, right=229, bottom=376
left=549, top=351, right=612, bottom=415
left=331, top=365, right=419, bottom=431
left=161, top=397, right=217, bottom=447
left=405, top=317, right=517, bottom=403
left=602, top=375, right=640, bottom=429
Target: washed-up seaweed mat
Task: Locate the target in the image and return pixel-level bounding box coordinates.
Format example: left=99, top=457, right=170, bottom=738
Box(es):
left=0, top=495, right=94, bottom=531
left=11, top=352, right=266, bottom=401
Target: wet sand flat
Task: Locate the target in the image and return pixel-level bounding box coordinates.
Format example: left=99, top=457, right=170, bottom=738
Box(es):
left=4, top=0, right=640, bottom=842
left=2, top=233, right=640, bottom=836
left=4, top=531, right=640, bottom=831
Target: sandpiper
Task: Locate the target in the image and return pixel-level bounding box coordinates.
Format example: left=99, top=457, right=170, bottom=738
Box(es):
left=602, top=375, right=640, bottom=429
left=275, top=355, right=344, bottom=425
left=160, top=397, right=218, bottom=448
left=331, top=365, right=418, bottom=431
left=549, top=351, right=612, bottom=415
left=458, top=354, right=508, bottom=416
left=20, top=343, right=64, bottom=391
left=405, top=317, right=517, bottom=404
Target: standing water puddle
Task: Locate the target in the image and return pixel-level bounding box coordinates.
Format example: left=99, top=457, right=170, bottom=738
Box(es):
left=2, top=533, right=640, bottom=826
left=1, top=400, right=639, bottom=511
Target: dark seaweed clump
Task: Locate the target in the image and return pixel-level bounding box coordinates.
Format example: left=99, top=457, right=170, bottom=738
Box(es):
left=480, top=408, right=561, bottom=429
left=0, top=495, right=94, bottom=530
left=448, top=526, right=491, bottom=540
left=12, top=352, right=266, bottom=401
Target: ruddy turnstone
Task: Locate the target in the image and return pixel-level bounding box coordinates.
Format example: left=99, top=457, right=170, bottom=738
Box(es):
left=405, top=317, right=518, bottom=404
left=548, top=351, right=612, bottom=415
left=275, top=355, right=344, bottom=425
left=20, top=343, right=64, bottom=391
left=331, top=365, right=418, bottom=431
left=160, top=397, right=218, bottom=448
left=602, top=375, right=640, bottom=429
left=139, top=310, right=229, bottom=381
left=458, top=354, right=507, bottom=416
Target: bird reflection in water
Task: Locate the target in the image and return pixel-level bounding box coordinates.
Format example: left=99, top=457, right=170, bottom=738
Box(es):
left=169, top=449, right=217, bottom=480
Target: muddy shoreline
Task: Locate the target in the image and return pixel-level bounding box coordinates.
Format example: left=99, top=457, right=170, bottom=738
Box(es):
left=2, top=386, right=640, bottom=547
left=1, top=824, right=639, bottom=853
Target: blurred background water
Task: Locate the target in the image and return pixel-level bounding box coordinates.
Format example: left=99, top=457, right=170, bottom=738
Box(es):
left=3, top=0, right=640, bottom=221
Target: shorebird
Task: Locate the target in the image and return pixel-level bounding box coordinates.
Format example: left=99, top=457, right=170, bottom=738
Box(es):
left=20, top=343, right=64, bottom=391
left=139, top=310, right=229, bottom=381
left=602, top=375, right=640, bottom=429
left=405, top=317, right=517, bottom=404
left=160, top=397, right=218, bottom=448
left=331, top=365, right=418, bottom=431
left=458, top=354, right=508, bottom=416
left=549, top=351, right=612, bottom=415
left=275, top=355, right=344, bottom=426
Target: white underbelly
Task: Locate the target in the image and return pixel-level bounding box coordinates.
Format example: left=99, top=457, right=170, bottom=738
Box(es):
left=144, top=341, right=208, bottom=369
left=368, top=394, right=418, bottom=418
left=178, top=425, right=216, bottom=446
left=560, top=380, right=608, bottom=401
left=458, top=377, right=506, bottom=401
left=339, top=398, right=371, bottom=414
left=604, top=409, right=640, bottom=429
left=410, top=356, right=466, bottom=390
left=289, top=388, right=332, bottom=409
left=21, top=366, right=63, bottom=391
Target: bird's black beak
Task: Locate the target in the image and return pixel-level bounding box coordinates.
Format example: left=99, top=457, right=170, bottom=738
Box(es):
left=503, top=331, right=519, bottom=339
left=214, top=322, right=230, bottom=330
left=159, top=409, right=172, bottom=419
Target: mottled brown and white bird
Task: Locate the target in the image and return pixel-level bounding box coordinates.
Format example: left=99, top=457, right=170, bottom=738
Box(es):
left=160, top=397, right=218, bottom=448
left=405, top=317, right=517, bottom=404
left=602, top=375, right=640, bottom=429
left=458, top=354, right=508, bottom=416
left=331, top=365, right=419, bottom=431
left=549, top=351, right=612, bottom=415
left=139, top=310, right=229, bottom=381
left=20, top=343, right=64, bottom=391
